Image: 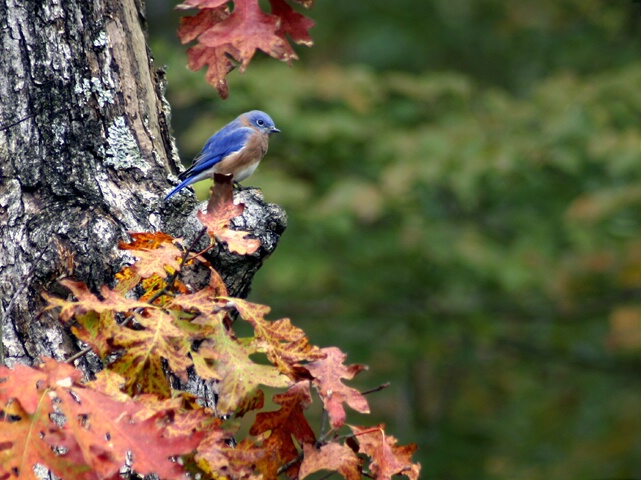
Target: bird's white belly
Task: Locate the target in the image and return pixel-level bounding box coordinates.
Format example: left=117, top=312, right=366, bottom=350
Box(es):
left=231, top=161, right=260, bottom=182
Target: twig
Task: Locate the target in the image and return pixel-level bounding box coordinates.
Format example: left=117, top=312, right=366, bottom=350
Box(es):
left=65, top=345, right=92, bottom=364
left=0, top=111, right=38, bottom=132
left=329, top=426, right=383, bottom=444
left=318, top=407, right=329, bottom=445
left=361, top=382, right=390, bottom=396
left=276, top=451, right=304, bottom=475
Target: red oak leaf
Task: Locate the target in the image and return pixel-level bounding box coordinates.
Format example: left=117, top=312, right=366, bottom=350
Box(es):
left=176, top=0, right=314, bottom=98
left=178, top=7, right=235, bottom=98
left=299, top=442, right=362, bottom=480
left=197, top=174, right=261, bottom=255
left=177, top=4, right=230, bottom=42
left=269, top=0, right=315, bottom=46
left=249, top=381, right=316, bottom=478
left=186, top=44, right=236, bottom=98
left=0, top=358, right=202, bottom=480
left=306, top=347, right=370, bottom=428
left=176, top=0, right=229, bottom=10
left=350, top=425, right=421, bottom=480
left=190, top=0, right=294, bottom=66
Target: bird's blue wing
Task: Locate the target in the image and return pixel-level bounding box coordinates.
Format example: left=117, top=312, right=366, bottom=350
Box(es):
left=165, top=125, right=252, bottom=200
left=178, top=126, right=253, bottom=181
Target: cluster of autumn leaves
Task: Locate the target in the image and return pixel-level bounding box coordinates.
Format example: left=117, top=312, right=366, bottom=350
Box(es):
left=176, top=0, right=316, bottom=98
left=0, top=179, right=420, bottom=479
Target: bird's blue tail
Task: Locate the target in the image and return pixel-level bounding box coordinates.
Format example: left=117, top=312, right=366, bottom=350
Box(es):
left=164, top=177, right=194, bottom=201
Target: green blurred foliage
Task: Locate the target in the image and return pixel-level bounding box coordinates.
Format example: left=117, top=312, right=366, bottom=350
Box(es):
left=148, top=1, right=640, bottom=478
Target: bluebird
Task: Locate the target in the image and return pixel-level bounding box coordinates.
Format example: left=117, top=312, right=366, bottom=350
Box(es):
left=165, top=110, right=280, bottom=200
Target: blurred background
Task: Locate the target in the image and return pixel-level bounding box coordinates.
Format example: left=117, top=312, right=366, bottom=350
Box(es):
left=148, top=1, right=640, bottom=478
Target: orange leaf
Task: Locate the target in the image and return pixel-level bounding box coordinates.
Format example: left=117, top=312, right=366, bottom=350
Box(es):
left=114, top=265, right=142, bottom=295
left=230, top=298, right=325, bottom=378
left=350, top=425, right=421, bottom=480
left=119, top=232, right=184, bottom=279
left=196, top=174, right=261, bottom=255
left=42, top=279, right=150, bottom=322
left=306, top=347, right=370, bottom=428
left=299, top=442, right=362, bottom=480
left=249, top=381, right=316, bottom=478
left=120, top=232, right=176, bottom=250
left=130, top=243, right=184, bottom=279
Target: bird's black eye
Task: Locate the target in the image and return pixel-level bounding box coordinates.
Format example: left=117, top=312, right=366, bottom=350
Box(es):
left=257, top=119, right=265, bottom=126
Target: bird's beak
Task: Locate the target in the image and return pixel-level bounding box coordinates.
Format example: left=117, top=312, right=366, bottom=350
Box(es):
left=270, top=127, right=281, bottom=134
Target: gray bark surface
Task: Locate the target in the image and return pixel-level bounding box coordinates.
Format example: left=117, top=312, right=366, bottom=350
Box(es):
left=0, top=0, right=286, bottom=368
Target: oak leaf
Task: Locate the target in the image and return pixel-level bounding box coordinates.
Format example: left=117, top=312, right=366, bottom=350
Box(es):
left=121, top=231, right=176, bottom=249
left=194, top=425, right=236, bottom=476
left=0, top=399, right=90, bottom=480
left=249, top=381, right=316, bottom=478
left=230, top=298, right=325, bottom=378
left=350, top=425, right=421, bottom=480
left=0, top=358, right=201, bottom=480
left=213, top=438, right=267, bottom=480
left=176, top=0, right=314, bottom=98
left=191, top=315, right=291, bottom=415
left=306, top=347, right=370, bottom=428
left=269, top=0, right=314, bottom=46
left=299, top=442, right=362, bottom=480
left=196, top=174, right=261, bottom=255
left=126, top=243, right=183, bottom=279
left=168, top=276, right=227, bottom=315
left=108, top=309, right=193, bottom=397
left=68, top=310, right=117, bottom=359
left=42, top=279, right=150, bottom=321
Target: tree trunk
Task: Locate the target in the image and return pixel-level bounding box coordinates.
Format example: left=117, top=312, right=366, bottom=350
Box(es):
left=0, top=0, right=286, bottom=369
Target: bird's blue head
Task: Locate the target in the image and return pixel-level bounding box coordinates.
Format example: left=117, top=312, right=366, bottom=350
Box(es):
left=243, top=110, right=280, bottom=135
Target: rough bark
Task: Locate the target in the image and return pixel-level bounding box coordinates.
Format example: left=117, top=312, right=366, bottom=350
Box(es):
left=0, top=0, right=286, bottom=368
